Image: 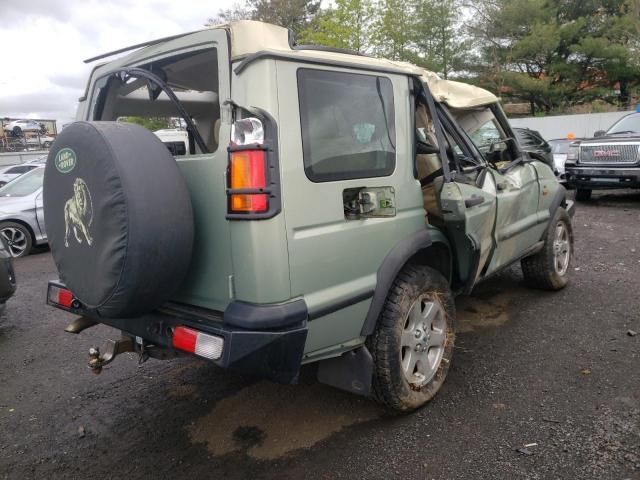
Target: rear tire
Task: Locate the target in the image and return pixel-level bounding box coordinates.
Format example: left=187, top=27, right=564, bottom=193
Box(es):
left=12, top=127, right=22, bottom=137
left=368, top=264, right=455, bottom=413
left=521, top=207, right=573, bottom=290
left=575, top=188, right=591, bottom=201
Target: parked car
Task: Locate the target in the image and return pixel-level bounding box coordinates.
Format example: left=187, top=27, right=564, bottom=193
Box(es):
left=153, top=128, right=190, bottom=156
left=0, top=163, right=43, bottom=187
left=44, top=20, right=574, bottom=412
left=3, top=120, right=45, bottom=137
left=24, top=135, right=56, bottom=149
left=548, top=137, right=584, bottom=183
left=565, top=111, right=640, bottom=200
left=0, top=237, right=17, bottom=314
left=0, top=166, right=46, bottom=257
left=513, top=127, right=555, bottom=171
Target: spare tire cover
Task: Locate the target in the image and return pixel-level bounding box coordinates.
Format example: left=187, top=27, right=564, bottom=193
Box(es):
left=44, top=121, right=194, bottom=318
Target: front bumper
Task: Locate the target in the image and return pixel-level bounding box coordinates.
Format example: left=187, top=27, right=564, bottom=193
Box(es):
left=565, top=166, right=640, bottom=189
left=47, top=280, right=308, bottom=384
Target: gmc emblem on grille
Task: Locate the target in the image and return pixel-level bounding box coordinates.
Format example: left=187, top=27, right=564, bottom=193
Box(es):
left=593, top=149, right=621, bottom=157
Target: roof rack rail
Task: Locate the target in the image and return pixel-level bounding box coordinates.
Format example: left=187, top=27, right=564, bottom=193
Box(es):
left=83, top=30, right=203, bottom=64
left=292, top=45, right=368, bottom=57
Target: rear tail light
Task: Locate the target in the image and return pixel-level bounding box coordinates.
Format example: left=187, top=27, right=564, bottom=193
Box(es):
left=227, top=116, right=270, bottom=215
left=172, top=325, right=224, bottom=360
left=228, top=149, right=268, bottom=213
left=48, top=284, right=76, bottom=309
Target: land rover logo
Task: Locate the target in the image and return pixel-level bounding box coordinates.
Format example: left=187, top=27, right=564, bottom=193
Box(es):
left=593, top=150, right=620, bottom=157
left=55, top=148, right=77, bottom=173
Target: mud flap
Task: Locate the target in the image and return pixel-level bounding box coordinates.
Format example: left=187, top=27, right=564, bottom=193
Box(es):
left=317, top=346, right=373, bottom=397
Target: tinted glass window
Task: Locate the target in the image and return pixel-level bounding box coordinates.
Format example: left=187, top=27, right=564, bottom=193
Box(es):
left=6, top=166, right=24, bottom=174
left=0, top=168, right=44, bottom=196
left=607, top=113, right=640, bottom=134
left=298, top=69, right=396, bottom=182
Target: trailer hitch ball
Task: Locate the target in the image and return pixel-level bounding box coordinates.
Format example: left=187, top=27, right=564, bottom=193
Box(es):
left=87, top=337, right=134, bottom=374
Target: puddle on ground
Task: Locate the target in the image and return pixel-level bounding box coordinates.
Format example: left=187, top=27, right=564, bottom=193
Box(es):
left=456, top=291, right=513, bottom=332
left=189, top=381, right=382, bottom=459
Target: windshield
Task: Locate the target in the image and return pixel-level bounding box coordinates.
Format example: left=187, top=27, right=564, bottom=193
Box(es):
left=0, top=167, right=44, bottom=197
left=607, top=113, right=640, bottom=134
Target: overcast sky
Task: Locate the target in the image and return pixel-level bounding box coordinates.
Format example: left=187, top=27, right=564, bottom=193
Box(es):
left=0, top=0, right=233, bottom=128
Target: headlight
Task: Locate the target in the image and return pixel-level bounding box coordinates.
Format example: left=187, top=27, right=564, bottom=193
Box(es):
left=566, top=145, right=579, bottom=161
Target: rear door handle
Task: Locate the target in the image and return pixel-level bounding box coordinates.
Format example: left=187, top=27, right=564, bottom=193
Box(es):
left=497, top=181, right=508, bottom=191
left=464, top=195, right=485, bottom=208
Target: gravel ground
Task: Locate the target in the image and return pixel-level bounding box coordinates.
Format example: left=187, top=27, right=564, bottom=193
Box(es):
left=1, top=190, right=638, bottom=480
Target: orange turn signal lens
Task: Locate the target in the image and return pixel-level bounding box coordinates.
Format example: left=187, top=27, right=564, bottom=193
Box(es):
left=229, top=149, right=268, bottom=213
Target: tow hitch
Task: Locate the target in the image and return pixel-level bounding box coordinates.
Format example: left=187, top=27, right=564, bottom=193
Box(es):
left=88, top=337, right=136, bottom=374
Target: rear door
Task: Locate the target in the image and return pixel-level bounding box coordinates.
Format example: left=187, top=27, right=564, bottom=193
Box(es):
left=86, top=29, right=235, bottom=311
left=276, top=64, right=426, bottom=357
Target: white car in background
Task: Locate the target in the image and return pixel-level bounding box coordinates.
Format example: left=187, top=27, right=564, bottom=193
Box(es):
left=154, top=128, right=190, bottom=156
left=3, top=120, right=45, bottom=137
left=24, top=135, right=56, bottom=149
left=0, top=164, right=43, bottom=187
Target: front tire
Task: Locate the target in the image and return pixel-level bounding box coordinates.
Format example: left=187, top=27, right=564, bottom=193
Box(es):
left=521, top=207, right=573, bottom=290
left=0, top=221, right=33, bottom=257
left=575, top=188, right=591, bottom=201
left=368, top=264, right=455, bottom=413
left=11, top=126, right=22, bottom=137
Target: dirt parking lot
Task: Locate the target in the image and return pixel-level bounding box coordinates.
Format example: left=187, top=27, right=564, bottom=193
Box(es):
left=1, top=190, right=639, bottom=480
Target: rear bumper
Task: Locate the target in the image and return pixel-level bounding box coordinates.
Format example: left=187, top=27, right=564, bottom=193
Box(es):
left=47, top=280, right=308, bottom=383
left=565, top=166, right=640, bottom=189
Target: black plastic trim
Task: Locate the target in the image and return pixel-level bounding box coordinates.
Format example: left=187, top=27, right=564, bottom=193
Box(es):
left=360, top=230, right=433, bottom=336
left=234, top=50, right=417, bottom=76
left=317, top=346, right=373, bottom=396
left=224, top=298, right=308, bottom=329
left=225, top=106, right=282, bottom=220
left=308, top=289, right=374, bottom=321
left=47, top=280, right=307, bottom=384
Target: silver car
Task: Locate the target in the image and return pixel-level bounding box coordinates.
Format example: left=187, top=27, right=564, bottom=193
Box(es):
left=0, top=166, right=46, bottom=257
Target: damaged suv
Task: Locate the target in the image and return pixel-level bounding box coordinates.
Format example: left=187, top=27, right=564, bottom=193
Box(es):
left=44, top=21, right=574, bottom=412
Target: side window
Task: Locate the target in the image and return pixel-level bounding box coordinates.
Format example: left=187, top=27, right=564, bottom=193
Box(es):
left=90, top=48, right=220, bottom=155
left=8, top=166, right=26, bottom=174
left=298, top=69, right=396, bottom=182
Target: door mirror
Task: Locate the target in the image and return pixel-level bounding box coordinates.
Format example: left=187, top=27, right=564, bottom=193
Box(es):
left=593, top=130, right=606, bottom=138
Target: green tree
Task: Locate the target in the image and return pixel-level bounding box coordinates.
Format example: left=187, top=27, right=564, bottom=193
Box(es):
left=412, top=0, right=468, bottom=78
left=207, top=0, right=320, bottom=34
left=467, top=0, right=640, bottom=112
left=120, top=117, right=171, bottom=132
left=298, top=0, right=372, bottom=52
left=370, top=0, right=414, bottom=61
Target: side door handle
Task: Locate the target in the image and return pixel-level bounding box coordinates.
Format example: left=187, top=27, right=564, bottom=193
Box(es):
left=496, top=181, right=508, bottom=191
left=464, top=195, right=485, bottom=208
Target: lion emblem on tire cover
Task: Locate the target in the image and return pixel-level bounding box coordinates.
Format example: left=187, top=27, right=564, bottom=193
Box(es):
left=64, top=178, right=93, bottom=247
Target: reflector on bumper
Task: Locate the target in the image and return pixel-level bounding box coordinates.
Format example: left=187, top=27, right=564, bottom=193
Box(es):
left=172, top=325, right=224, bottom=360
left=47, top=284, right=75, bottom=309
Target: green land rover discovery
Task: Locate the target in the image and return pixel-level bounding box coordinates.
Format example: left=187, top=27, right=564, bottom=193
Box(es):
left=44, top=20, right=575, bottom=412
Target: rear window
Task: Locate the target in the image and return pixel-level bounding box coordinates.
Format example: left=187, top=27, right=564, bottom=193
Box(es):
left=298, top=69, right=396, bottom=182
left=89, top=48, right=220, bottom=154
